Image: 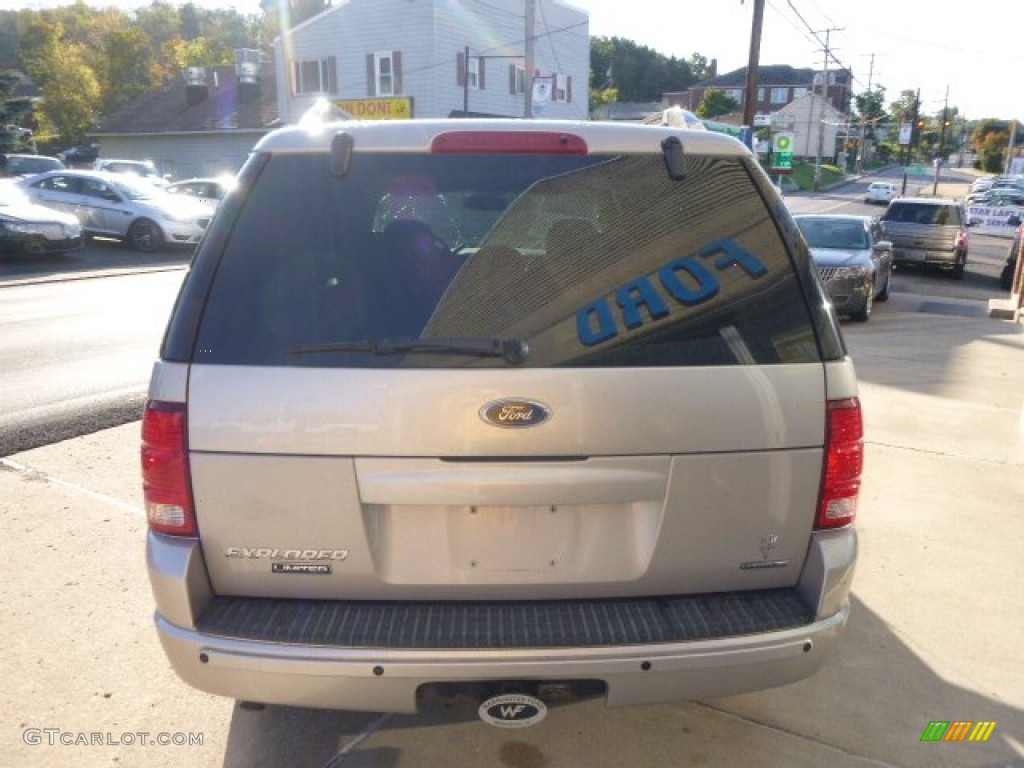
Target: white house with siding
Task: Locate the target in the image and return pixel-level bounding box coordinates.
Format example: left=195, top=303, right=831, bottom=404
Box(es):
left=774, top=91, right=846, bottom=161
left=274, top=0, right=590, bottom=123
left=90, top=1, right=590, bottom=179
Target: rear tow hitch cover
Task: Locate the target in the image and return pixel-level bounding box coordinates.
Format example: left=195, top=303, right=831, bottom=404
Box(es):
left=478, top=693, right=548, bottom=728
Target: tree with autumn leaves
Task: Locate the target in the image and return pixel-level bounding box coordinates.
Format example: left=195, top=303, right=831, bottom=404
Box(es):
left=0, top=3, right=267, bottom=145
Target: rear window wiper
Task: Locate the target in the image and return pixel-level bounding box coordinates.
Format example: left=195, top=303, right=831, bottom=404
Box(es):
left=288, top=337, right=529, bottom=364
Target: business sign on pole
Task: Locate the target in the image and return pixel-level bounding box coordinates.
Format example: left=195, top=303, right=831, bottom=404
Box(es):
left=771, top=132, right=794, bottom=173
left=898, top=122, right=913, bottom=145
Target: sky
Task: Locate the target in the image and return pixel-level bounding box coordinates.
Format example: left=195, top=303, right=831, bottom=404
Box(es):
left=9, top=0, right=1024, bottom=120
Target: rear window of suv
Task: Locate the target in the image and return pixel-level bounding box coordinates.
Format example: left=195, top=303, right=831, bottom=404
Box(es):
left=882, top=201, right=961, bottom=226
left=187, top=150, right=825, bottom=369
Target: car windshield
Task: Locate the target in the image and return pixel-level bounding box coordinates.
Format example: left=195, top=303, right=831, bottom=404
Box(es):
left=106, top=161, right=157, bottom=177
left=797, top=219, right=869, bottom=249
left=6, top=156, right=62, bottom=175
left=110, top=176, right=160, bottom=200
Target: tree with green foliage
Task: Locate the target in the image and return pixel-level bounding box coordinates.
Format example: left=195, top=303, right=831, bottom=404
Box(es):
left=18, top=17, right=100, bottom=143
left=0, top=69, right=35, bottom=152
left=696, top=89, right=738, bottom=119
left=589, top=36, right=707, bottom=105
left=93, top=25, right=158, bottom=116
left=854, top=85, right=886, bottom=122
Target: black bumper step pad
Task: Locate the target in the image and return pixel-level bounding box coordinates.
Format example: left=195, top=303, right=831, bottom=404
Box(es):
left=196, top=589, right=815, bottom=649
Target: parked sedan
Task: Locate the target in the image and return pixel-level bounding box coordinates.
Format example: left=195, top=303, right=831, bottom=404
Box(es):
left=93, top=158, right=170, bottom=188
left=164, top=176, right=236, bottom=207
left=965, top=188, right=1024, bottom=207
left=0, top=179, right=82, bottom=257
left=0, top=153, right=65, bottom=179
left=794, top=213, right=893, bottom=322
left=864, top=181, right=898, bottom=205
left=19, top=170, right=214, bottom=252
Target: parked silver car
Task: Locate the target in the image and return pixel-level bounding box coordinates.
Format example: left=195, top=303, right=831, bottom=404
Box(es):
left=794, top=213, right=893, bottom=322
left=19, top=170, right=214, bottom=252
left=143, top=118, right=862, bottom=724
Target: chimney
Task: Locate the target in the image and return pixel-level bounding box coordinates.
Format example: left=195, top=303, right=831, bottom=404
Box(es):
left=184, top=67, right=209, bottom=106
left=709, top=58, right=718, bottom=79
left=235, top=49, right=262, bottom=104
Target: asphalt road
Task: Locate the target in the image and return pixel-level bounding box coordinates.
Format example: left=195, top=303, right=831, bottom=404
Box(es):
left=0, top=245, right=187, bottom=456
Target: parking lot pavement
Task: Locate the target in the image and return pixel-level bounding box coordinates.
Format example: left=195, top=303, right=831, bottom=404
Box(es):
left=1, top=294, right=1022, bottom=768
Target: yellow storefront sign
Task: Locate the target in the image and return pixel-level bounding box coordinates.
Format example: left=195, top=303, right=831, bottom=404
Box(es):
left=334, top=97, right=413, bottom=120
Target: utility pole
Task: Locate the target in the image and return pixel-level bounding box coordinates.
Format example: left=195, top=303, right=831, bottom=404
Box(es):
left=524, top=0, right=535, bottom=118
left=814, top=28, right=842, bottom=191
left=742, top=0, right=765, bottom=147
left=1006, top=119, right=1018, bottom=175
left=856, top=54, right=874, bottom=173
left=905, top=88, right=920, bottom=166
left=937, top=84, right=950, bottom=161
left=933, top=84, right=949, bottom=195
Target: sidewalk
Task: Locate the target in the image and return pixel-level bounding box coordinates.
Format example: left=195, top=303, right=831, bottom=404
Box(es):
left=1, top=296, right=1022, bottom=767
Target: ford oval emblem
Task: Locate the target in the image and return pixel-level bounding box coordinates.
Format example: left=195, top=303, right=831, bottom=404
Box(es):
left=480, top=399, right=551, bottom=428
left=478, top=693, right=548, bottom=728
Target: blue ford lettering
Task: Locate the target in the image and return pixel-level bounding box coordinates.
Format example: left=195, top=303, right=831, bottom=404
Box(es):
left=576, top=238, right=768, bottom=346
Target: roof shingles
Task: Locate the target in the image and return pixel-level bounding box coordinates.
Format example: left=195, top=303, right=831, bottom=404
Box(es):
left=94, top=65, right=278, bottom=135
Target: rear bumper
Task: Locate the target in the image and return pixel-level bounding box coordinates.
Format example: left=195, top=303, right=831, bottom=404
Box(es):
left=147, top=528, right=857, bottom=712
left=891, top=246, right=965, bottom=266
left=155, top=606, right=848, bottom=712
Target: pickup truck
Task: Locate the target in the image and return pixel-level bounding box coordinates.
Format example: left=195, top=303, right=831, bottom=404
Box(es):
left=878, top=197, right=970, bottom=279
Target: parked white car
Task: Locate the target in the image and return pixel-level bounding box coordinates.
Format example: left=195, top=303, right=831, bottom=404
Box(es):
left=20, top=169, right=214, bottom=252
left=864, top=181, right=898, bottom=205
left=93, top=158, right=170, bottom=188
left=165, top=176, right=236, bottom=208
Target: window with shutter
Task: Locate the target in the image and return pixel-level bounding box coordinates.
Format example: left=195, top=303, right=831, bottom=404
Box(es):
left=375, top=51, right=395, bottom=97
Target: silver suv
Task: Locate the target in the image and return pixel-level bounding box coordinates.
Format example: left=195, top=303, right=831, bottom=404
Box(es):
left=878, top=196, right=970, bottom=278
left=143, top=118, right=862, bottom=723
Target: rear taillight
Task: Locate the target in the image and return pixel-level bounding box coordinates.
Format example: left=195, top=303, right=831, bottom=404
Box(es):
left=816, top=398, right=863, bottom=529
left=955, top=229, right=969, bottom=248
left=141, top=400, right=196, bottom=536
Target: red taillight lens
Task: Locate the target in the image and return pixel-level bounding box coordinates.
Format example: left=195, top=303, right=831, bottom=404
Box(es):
left=955, top=229, right=969, bottom=248
left=431, top=131, right=588, bottom=154
left=141, top=400, right=196, bottom=536
left=816, top=398, right=863, bottom=529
